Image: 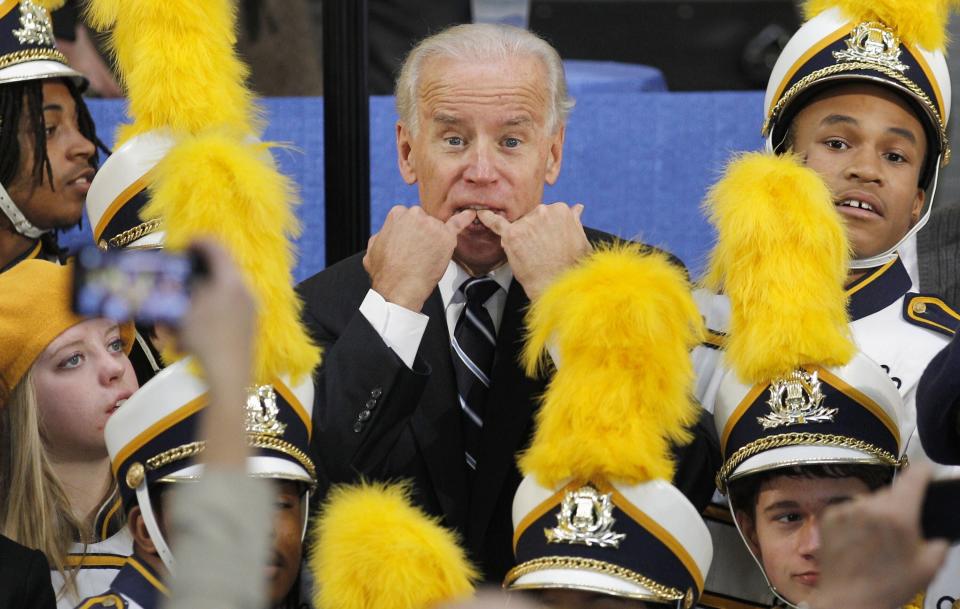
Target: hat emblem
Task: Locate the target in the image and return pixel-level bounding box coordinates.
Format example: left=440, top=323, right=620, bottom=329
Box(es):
left=545, top=485, right=626, bottom=548
left=833, top=22, right=908, bottom=73
left=758, top=369, right=837, bottom=429
left=12, top=0, right=54, bottom=47
left=244, top=385, right=286, bottom=437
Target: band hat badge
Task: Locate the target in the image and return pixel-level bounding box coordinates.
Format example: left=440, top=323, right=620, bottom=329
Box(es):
left=0, top=0, right=84, bottom=87
left=86, top=130, right=175, bottom=251
left=506, top=475, right=712, bottom=608
left=763, top=6, right=951, bottom=189
left=713, top=351, right=908, bottom=493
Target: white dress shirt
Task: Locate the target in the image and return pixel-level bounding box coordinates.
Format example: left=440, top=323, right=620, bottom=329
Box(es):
left=359, top=261, right=514, bottom=369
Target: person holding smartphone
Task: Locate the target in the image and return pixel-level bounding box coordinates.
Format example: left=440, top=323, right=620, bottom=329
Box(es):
left=74, top=240, right=315, bottom=609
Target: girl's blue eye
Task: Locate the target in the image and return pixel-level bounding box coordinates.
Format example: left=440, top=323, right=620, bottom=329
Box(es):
left=60, top=353, right=82, bottom=369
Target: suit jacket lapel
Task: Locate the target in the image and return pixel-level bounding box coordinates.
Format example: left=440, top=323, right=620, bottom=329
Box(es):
left=410, top=289, right=469, bottom=532
left=467, top=279, right=543, bottom=547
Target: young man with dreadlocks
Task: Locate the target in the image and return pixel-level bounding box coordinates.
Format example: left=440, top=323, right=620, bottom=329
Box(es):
left=0, top=0, right=105, bottom=273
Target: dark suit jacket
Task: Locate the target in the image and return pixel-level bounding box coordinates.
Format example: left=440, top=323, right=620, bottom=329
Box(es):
left=917, top=333, right=960, bottom=465
left=0, top=535, right=56, bottom=609
left=297, top=229, right=719, bottom=581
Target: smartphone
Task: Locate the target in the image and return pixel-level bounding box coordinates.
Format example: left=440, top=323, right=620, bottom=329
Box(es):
left=922, top=478, right=960, bottom=542
left=72, top=246, right=206, bottom=325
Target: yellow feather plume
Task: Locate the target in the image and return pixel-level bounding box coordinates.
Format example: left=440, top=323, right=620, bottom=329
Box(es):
left=143, top=131, right=319, bottom=383
left=519, top=245, right=703, bottom=488
left=85, top=0, right=257, bottom=142
left=702, top=152, right=854, bottom=384
left=310, top=482, right=477, bottom=609
left=804, top=0, right=952, bottom=51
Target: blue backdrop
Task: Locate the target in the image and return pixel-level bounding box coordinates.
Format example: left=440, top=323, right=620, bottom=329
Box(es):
left=68, top=92, right=765, bottom=281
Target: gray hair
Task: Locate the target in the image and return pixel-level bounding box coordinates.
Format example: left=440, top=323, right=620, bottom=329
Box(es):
left=395, top=23, right=575, bottom=134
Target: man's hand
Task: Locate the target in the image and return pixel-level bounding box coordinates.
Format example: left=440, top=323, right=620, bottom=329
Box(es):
left=806, top=464, right=948, bottom=609
left=363, top=206, right=476, bottom=312
left=477, top=203, right=591, bottom=301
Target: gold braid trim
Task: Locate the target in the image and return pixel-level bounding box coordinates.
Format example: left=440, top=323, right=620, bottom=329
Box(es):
left=107, top=218, right=163, bottom=249
left=143, top=434, right=316, bottom=481
left=146, top=441, right=204, bottom=471
left=716, top=432, right=903, bottom=492
left=763, top=61, right=950, bottom=165
left=0, top=48, right=67, bottom=71
left=248, top=434, right=317, bottom=481
left=505, top=556, right=686, bottom=603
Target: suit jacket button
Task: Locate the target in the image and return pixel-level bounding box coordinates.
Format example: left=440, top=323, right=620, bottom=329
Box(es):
left=358, top=409, right=372, bottom=421
left=370, top=387, right=382, bottom=398
left=352, top=422, right=363, bottom=433
left=365, top=398, right=377, bottom=410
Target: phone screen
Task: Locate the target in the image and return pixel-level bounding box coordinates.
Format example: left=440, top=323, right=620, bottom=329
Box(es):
left=72, top=246, right=194, bottom=325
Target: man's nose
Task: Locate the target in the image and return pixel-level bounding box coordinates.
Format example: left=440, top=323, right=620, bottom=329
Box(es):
left=463, top=142, right=498, bottom=185
left=67, top=125, right=97, bottom=163
left=798, top=517, right=822, bottom=559
left=844, top=147, right=883, bottom=185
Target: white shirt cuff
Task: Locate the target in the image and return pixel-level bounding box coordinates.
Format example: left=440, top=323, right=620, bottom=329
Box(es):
left=359, top=289, right=429, bottom=369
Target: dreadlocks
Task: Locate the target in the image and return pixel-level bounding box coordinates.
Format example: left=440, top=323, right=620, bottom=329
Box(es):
left=0, top=77, right=107, bottom=191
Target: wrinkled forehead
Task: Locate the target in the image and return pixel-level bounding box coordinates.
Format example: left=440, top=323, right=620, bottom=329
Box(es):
left=416, top=54, right=552, bottom=124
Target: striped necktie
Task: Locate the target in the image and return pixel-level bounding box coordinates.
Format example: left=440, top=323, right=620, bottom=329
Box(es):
left=451, top=276, right=501, bottom=474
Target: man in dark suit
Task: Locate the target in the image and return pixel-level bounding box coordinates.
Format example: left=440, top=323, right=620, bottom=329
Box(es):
left=0, top=535, right=56, bottom=609
left=298, top=23, right=717, bottom=582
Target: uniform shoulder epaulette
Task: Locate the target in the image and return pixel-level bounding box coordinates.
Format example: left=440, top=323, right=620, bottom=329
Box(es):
left=75, top=592, right=126, bottom=609
left=903, top=293, right=960, bottom=337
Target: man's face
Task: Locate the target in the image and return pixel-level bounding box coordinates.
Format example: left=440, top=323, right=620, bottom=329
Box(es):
left=5, top=80, right=95, bottom=231
left=736, top=474, right=871, bottom=605
left=268, top=480, right=306, bottom=606
left=790, top=83, right=927, bottom=260
left=396, top=54, right=565, bottom=274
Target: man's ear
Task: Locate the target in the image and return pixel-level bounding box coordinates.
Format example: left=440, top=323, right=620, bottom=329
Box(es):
left=128, top=505, right=160, bottom=557
left=910, top=187, right=926, bottom=225
left=544, top=124, right=565, bottom=186
left=735, top=509, right=762, bottom=560
left=397, top=121, right=418, bottom=185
